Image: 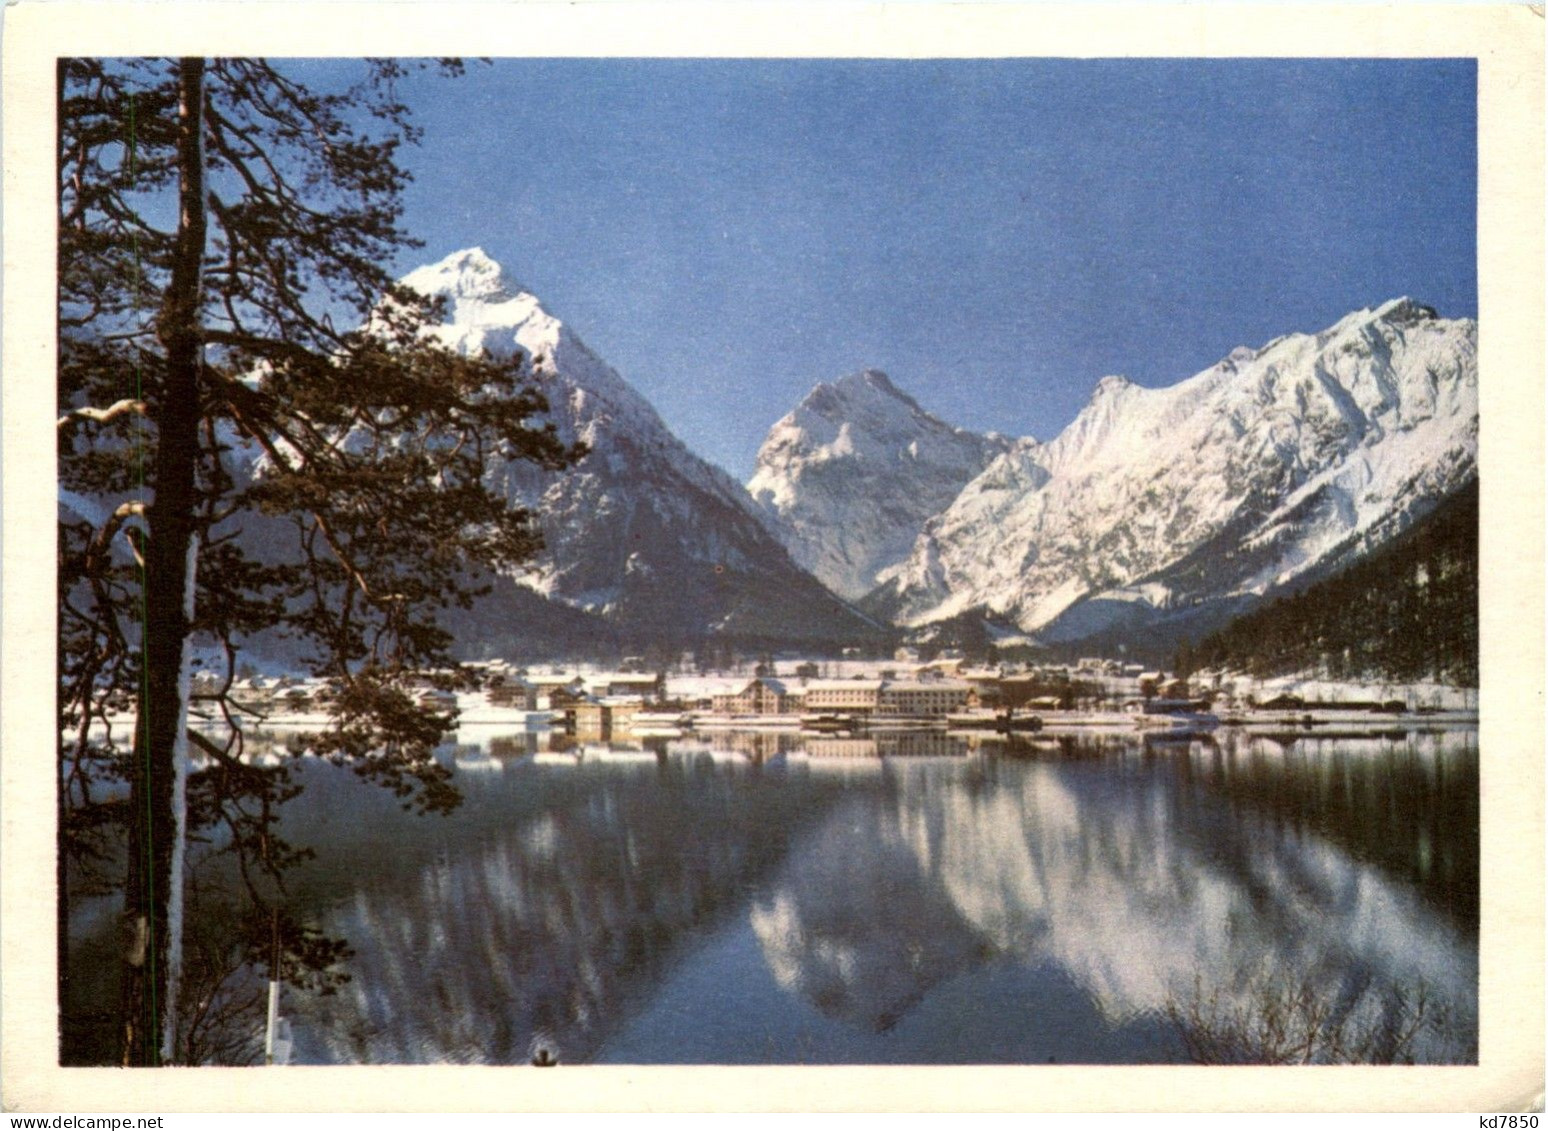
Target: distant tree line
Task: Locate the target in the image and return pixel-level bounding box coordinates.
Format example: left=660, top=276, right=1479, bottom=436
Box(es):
left=1174, top=481, right=1478, bottom=686
left=995, top=673, right=1107, bottom=710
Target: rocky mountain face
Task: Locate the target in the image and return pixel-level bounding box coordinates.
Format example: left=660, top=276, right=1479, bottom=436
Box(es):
left=393, top=249, right=878, bottom=652
left=850, top=299, right=1477, bottom=649
left=746, top=370, right=1010, bottom=600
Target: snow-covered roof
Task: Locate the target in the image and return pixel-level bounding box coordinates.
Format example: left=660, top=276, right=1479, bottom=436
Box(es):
left=882, top=680, right=971, bottom=693
left=957, top=668, right=1002, bottom=681
left=666, top=675, right=751, bottom=699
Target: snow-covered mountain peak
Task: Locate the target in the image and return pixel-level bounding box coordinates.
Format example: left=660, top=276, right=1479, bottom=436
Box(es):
left=788, top=368, right=929, bottom=431
left=401, top=246, right=523, bottom=305
left=397, top=248, right=562, bottom=360
left=831, top=367, right=911, bottom=403
left=1370, top=296, right=1439, bottom=327
left=391, top=249, right=661, bottom=433
left=749, top=369, right=1012, bottom=599
left=1091, top=374, right=1135, bottom=398
left=1309, top=297, right=1452, bottom=350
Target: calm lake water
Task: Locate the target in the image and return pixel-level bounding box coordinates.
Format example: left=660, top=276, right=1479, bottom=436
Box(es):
left=65, top=725, right=1479, bottom=1065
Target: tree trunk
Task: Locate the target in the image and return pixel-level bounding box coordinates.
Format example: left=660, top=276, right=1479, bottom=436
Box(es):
left=120, top=56, right=205, bottom=1068
left=55, top=57, right=72, bottom=1065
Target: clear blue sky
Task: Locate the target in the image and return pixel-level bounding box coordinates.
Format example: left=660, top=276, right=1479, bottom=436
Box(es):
left=297, top=58, right=1477, bottom=481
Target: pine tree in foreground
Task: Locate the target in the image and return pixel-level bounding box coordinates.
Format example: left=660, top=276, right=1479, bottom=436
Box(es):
left=58, top=56, right=582, bottom=1065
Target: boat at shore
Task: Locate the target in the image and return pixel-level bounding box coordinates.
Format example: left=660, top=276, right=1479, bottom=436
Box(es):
left=800, top=713, right=860, bottom=733
left=945, top=709, right=1043, bottom=732
left=629, top=710, right=690, bottom=727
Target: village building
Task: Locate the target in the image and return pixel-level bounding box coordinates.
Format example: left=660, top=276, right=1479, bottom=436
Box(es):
left=569, top=697, right=645, bottom=739
left=527, top=673, right=585, bottom=692
left=487, top=679, right=539, bottom=710
left=921, top=657, right=967, bottom=677
left=803, top=679, right=884, bottom=715
left=463, top=658, right=515, bottom=684
left=523, top=673, right=586, bottom=709
left=879, top=680, right=972, bottom=717
left=710, top=677, right=793, bottom=716
left=665, top=674, right=750, bottom=710
left=415, top=687, right=458, bottom=711
left=956, top=668, right=1007, bottom=705
left=584, top=672, right=665, bottom=701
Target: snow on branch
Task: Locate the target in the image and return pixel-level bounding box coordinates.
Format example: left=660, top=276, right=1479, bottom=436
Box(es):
left=58, top=399, right=147, bottom=431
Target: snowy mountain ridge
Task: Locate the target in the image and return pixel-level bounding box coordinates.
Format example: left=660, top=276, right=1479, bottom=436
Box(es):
left=865, top=297, right=1477, bottom=642
left=394, top=248, right=874, bottom=646
left=391, top=252, right=1476, bottom=654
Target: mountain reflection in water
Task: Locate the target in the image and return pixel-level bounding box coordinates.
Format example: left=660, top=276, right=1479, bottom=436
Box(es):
left=147, top=726, right=1478, bottom=1065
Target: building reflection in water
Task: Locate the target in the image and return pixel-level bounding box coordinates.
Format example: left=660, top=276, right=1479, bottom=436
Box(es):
left=178, top=725, right=1476, bottom=1065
